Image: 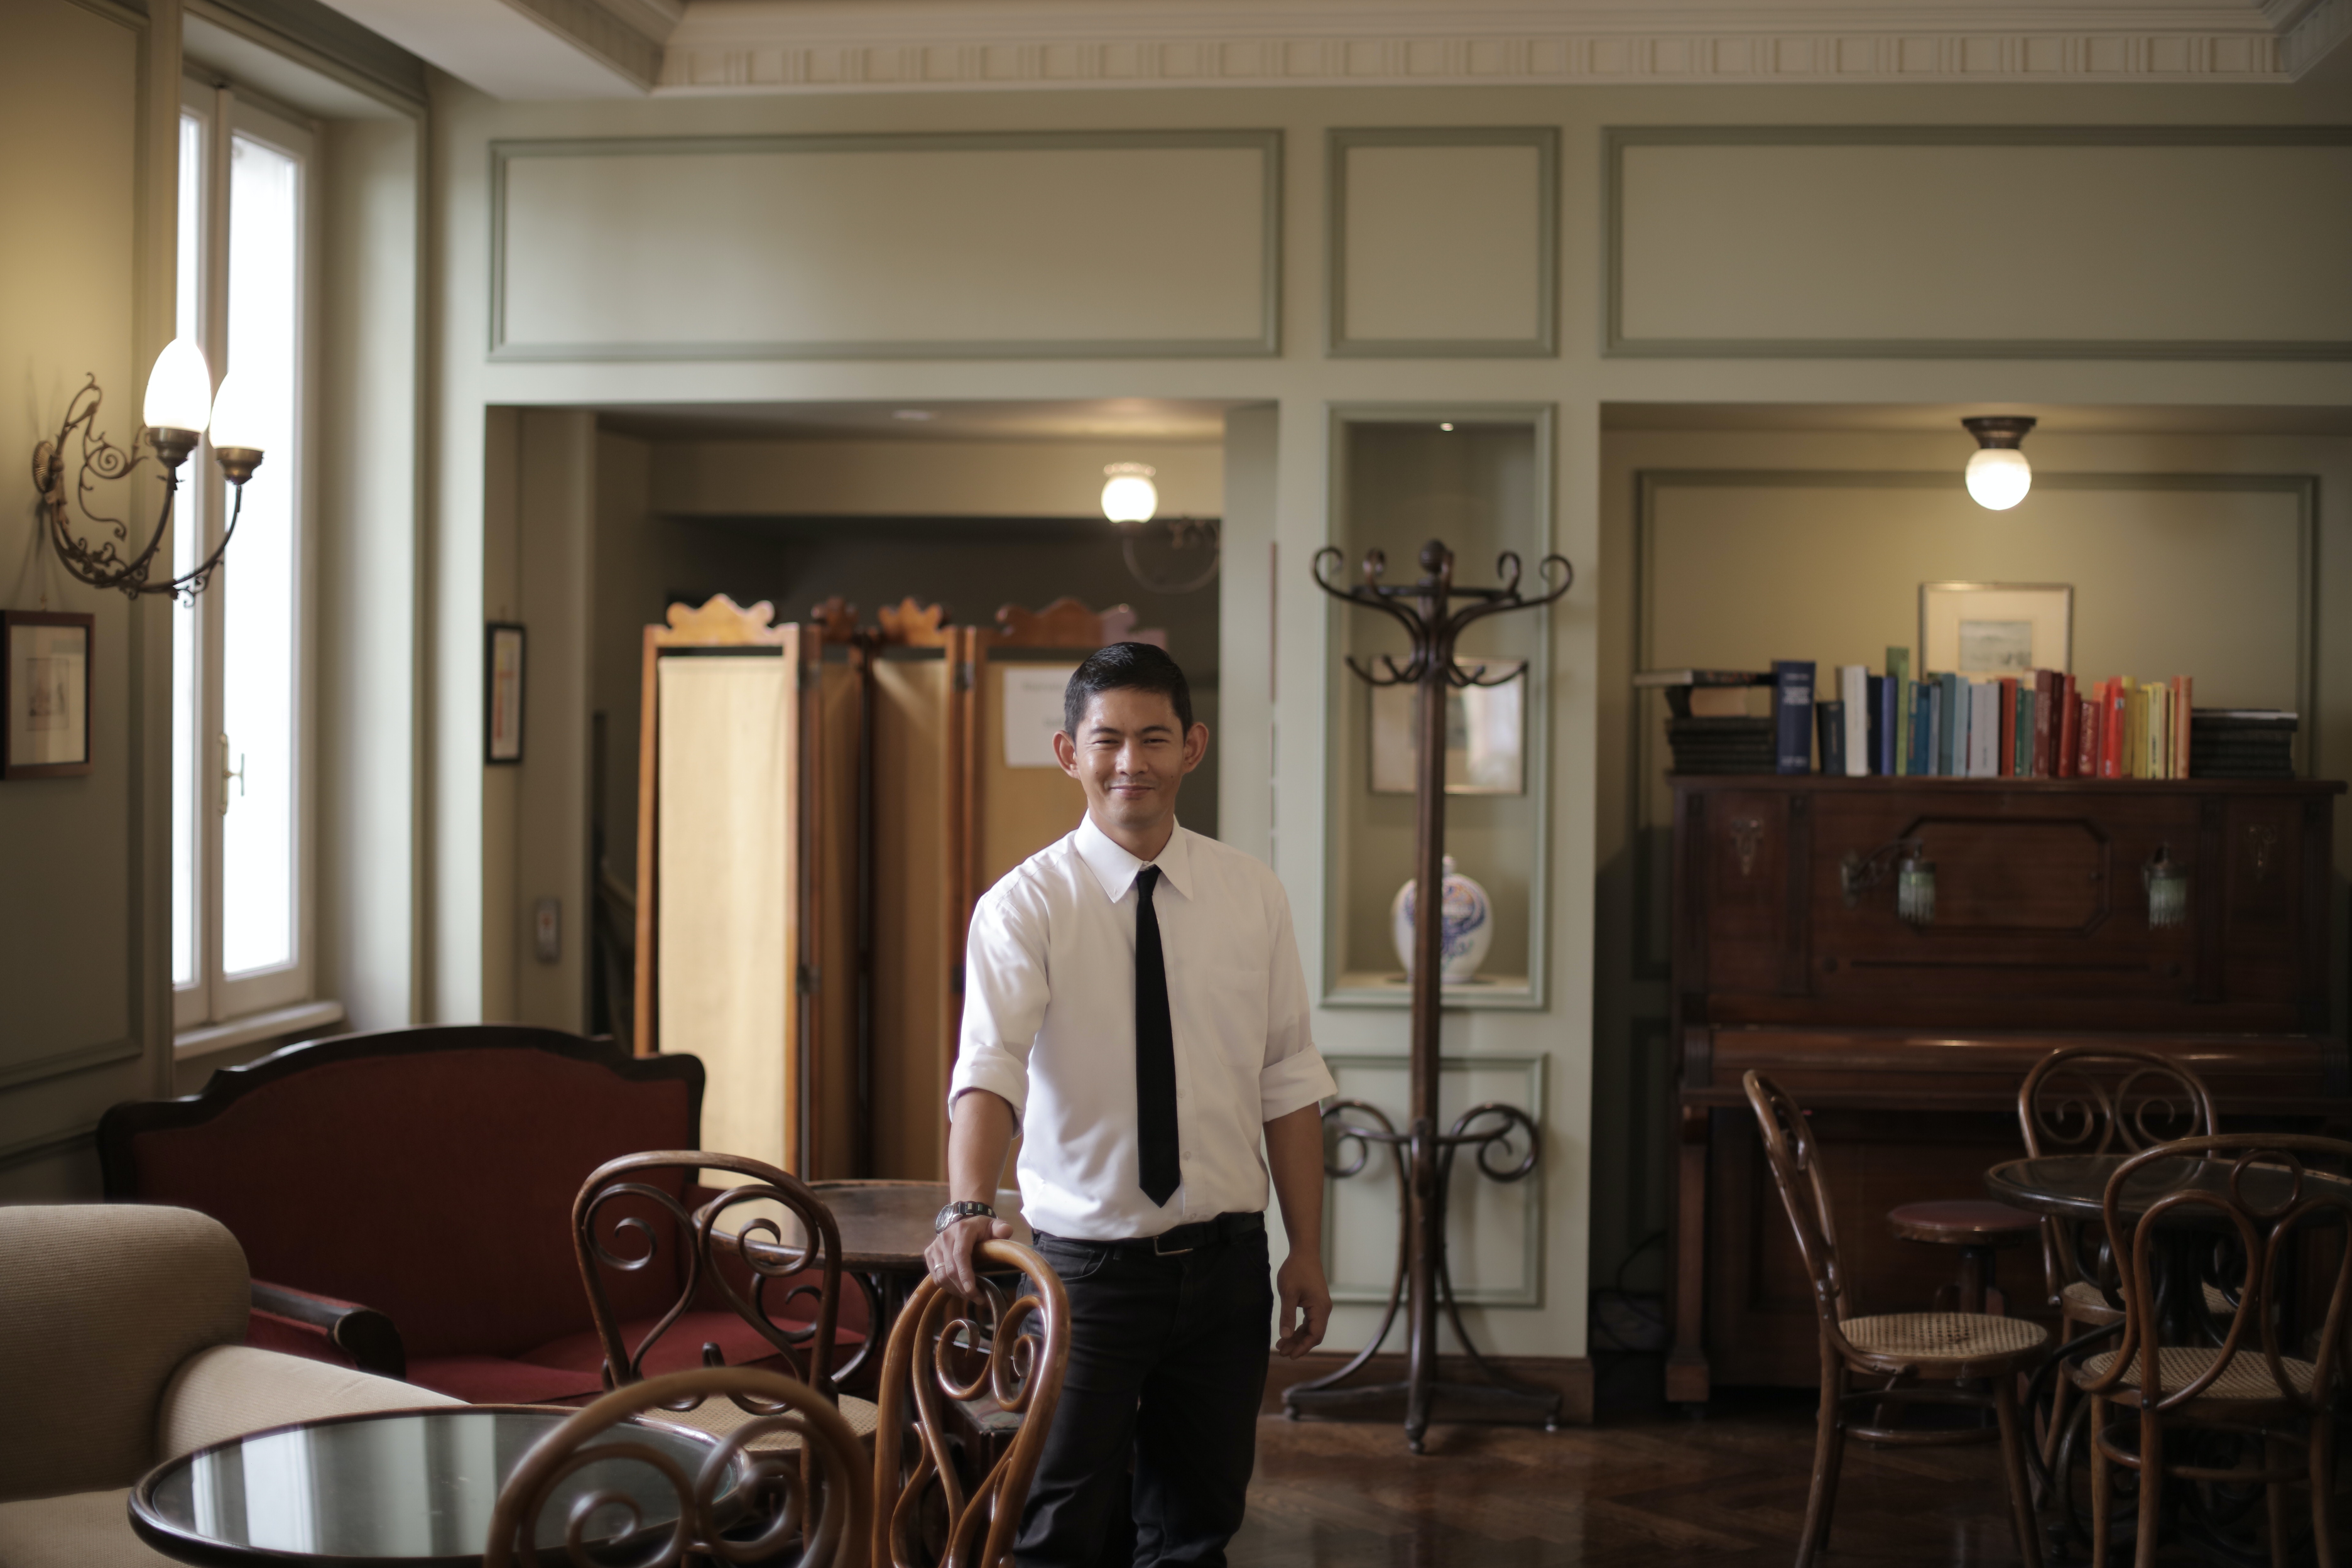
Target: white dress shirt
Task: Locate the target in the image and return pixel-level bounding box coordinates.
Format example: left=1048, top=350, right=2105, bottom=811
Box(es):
left=949, top=813, right=1336, bottom=1241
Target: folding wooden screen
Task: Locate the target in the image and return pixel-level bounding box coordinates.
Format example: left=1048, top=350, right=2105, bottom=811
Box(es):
left=633, top=595, right=826, bottom=1175
left=636, top=593, right=1133, bottom=1181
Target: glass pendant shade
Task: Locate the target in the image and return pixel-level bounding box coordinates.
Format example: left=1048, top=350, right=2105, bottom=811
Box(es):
left=1897, top=856, right=1936, bottom=926
left=1966, top=448, right=2033, bottom=511
left=1101, top=464, right=1158, bottom=525
left=143, top=338, right=213, bottom=434
left=205, top=369, right=269, bottom=454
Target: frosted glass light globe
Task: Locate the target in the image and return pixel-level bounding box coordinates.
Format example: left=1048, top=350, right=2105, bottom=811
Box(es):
left=143, top=338, right=213, bottom=435
left=1966, top=447, right=2032, bottom=511
left=205, top=370, right=270, bottom=455
left=1101, top=467, right=1158, bottom=525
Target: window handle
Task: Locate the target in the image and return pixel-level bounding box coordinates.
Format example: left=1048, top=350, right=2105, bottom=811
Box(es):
left=220, top=733, right=244, bottom=812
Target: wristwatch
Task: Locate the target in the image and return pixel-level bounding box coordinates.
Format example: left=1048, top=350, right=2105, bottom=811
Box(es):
left=934, top=1200, right=997, bottom=1233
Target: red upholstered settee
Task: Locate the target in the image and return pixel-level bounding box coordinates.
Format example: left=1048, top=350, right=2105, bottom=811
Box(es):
left=97, top=1026, right=863, bottom=1405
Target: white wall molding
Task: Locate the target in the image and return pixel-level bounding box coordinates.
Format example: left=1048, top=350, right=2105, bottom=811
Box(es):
left=651, top=2, right=2341, bottom=93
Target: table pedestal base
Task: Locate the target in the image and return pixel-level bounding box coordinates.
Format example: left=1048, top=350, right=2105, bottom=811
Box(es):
left=1284, top=1378, right=1562, bottom=1453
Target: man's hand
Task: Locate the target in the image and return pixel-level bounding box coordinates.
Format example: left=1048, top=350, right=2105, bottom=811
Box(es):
left=1273, top=1250, right=1331, bottom=1359
left=924, top=1213, right=1017, bottom=1300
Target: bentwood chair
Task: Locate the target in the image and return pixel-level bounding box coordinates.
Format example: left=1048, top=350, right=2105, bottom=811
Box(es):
left=573, top=1151, right=880, bottom=1453
left=2017, top=1047, right=2221, bottom=1465
left=1744, top=1072, right=2049, bottom=1568
left=872, top=1240, right=1069, bottom=1568
left=486, top=1366, right=872, bottom=1568
left=2074, top=1134, right=2352, bottom=1568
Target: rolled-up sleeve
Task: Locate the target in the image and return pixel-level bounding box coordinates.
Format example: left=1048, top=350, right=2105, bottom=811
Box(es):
left=1257, top=877, right=1336, bottom=1121
left=948, top=880, right=1050, bottom=1126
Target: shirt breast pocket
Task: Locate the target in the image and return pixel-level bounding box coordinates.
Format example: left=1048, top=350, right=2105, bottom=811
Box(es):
left=1174, top=916, right=1272, bottom=1040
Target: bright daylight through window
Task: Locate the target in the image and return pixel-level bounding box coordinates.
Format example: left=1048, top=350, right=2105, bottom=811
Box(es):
left=172, top=83, right=312, bottom=1031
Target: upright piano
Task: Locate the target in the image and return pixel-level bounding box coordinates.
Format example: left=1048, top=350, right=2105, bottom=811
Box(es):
left=1667, top=775, right=2348, bottom=1401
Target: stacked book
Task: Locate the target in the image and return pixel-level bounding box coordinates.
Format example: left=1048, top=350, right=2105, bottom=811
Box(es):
left=2189, top=710, right=2297, bottom=778
left=1633, top=670, right=1777, bottom=774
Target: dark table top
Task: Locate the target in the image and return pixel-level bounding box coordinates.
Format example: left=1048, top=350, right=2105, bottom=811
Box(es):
left=726, top=1180, right=1029, bottom=1271
left=1985, top=1154, right=2352, bottom=1226
left=130, top=1406, right=731, bottom=1568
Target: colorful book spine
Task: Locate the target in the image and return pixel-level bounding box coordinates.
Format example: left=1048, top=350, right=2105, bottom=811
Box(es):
left=2173, top=676, right=2192, bottom=779
left=1866, top=675, right=1886, bottom=775
left=2032, top=670, right=2057, bottom=777
left=1998, top=678, right=2018, bottom=777
left=1887, top=648, right=1911, bottom=776
left=2117, top=677, right=2135, bottom=776
left=1773, top=661, right=1815, bottom=774
left=1840, top=665, right=1869, bottom=778
left=2057, top=674, right=2080, bottom=778
left=1938, top=672, right=1966, bottom=776
left=1817, top=699, right=1847, bottom=776
left=2075, top=692, right=2097, bottom=778
left=1974, top=682, right=2002, bottom=777
left=1911, top=684, right=1934, bottom=776
left=1922, top=682, right=1941, bottom=776
left=2017, top=687, right=2036, bottom=777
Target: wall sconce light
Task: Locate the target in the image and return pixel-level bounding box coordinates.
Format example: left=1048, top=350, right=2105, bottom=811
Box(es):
left=1102, top=461, right=1219, bottom=594
left=1841, top=838, right=1936, bottom=926
left=32, top=338, right=264, bottom=601
left=1962, top=416, right=2036, bottom=512
left=2144, top=844, right=2189, bottom=929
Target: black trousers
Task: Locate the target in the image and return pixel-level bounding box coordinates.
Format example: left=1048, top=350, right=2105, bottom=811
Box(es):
left=1017, top=1218, right=1272, bottom=1568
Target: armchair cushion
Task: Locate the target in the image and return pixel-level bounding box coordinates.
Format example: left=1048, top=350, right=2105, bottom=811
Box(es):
left=0, top=1206, right=249, bottom=1500
left=156, top=1346, right=459, bottom=1460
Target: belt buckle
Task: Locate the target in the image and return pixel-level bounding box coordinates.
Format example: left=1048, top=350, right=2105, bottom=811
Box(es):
left=1152, top=1230, right=1194, bottom=1256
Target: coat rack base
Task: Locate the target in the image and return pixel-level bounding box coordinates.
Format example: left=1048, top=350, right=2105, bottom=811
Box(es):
left=1282, top=1378, right=1562, bottom=1454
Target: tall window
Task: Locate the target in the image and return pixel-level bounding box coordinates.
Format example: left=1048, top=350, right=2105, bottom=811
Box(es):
left=173, top=82, right=315, bottom=1030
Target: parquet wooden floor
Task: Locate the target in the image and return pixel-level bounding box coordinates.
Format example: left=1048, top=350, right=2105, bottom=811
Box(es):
left=1227, top=1363, right=2218, bottom=1567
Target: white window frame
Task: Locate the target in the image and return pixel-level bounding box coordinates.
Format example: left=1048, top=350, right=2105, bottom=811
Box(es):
left=172, top=77, right=321, bottom=1032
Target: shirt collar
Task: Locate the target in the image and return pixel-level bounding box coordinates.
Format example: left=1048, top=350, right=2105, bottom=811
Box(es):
left=1073, top=812, right=1193, bottom=904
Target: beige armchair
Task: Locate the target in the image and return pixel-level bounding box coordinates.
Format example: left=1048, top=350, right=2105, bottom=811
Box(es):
left=0, top=1204, right=461, bottom=1568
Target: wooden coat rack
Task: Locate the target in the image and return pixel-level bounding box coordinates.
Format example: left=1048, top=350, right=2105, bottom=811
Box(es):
left=1283, top=540, right=1573, bottom=1454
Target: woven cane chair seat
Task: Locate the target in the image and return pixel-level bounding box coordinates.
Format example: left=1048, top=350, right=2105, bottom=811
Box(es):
left=1842, top=1311, right=2046, bottom=1363
left=2075, top=1346, right=2316, bottom=1403
left=662, top=1390, right=880, bottom=1451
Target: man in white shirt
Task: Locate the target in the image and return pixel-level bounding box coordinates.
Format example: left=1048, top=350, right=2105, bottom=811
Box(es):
left=926, top=642, right=1335, bottom=1567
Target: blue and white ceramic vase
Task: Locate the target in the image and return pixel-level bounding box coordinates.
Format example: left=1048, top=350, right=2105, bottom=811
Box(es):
left=1390, top=855, right=1494, bottom=984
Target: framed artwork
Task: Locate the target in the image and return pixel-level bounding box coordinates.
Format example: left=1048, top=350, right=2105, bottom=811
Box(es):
left=486, top=622, right=526, bottom=764
left=1920, top=582, right=2073, bottom=676
left=3, top=610, right=94, bottom=780
left=1370, top=658, right=1526, bottom=795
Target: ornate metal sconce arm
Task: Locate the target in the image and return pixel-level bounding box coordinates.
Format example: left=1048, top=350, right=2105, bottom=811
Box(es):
left=1840, top=838, right=1936, bottom=925
left=30, top=374, right=250, bottom=602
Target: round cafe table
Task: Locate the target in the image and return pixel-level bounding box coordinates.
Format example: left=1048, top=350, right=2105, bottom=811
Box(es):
left=718, top=1180, right=1030, bottom=1381
left=1985, top=1152, right=2350, bottom=1230
left=129, top=1406, right=737, bottom=1568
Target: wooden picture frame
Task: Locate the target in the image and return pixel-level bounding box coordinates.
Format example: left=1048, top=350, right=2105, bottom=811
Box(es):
left=3, top=610, right=94, bottom=779
left=1920, top=582, right=2073, bottom=676
left=486, top=622, right=525, bottom=764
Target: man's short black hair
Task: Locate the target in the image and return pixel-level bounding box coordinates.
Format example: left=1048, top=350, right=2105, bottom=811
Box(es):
left=1063, top=642, right=1194, bottom=738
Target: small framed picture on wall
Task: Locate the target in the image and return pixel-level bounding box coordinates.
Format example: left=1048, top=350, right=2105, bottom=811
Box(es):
left=486, top=622, right=525, bottom=764
left=1920, top=582, right=2073, bottom=676
left=3, top=610, right=94, bottom=780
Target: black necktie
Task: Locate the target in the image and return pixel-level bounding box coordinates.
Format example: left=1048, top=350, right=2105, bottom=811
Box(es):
left=1133, top=866, right=1182, bottom=1206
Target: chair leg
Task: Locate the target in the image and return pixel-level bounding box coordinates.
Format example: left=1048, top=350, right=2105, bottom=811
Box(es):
left=1797, top=1359, right=1846, bottom=1568
left=2267, top=1435, right=2293, bottom=1568
left=1994, top=1371, right=2045, bottom=1568
left=2311, top=1414, right=2338, bottom=1567
left=2089, top=1394, right=2113, bottom=1568
left=2043, top=1357, right=2074, bottom=1472
left=2133, top=1407, right=2164, bottom=1568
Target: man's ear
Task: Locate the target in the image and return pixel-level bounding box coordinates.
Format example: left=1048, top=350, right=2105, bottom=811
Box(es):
left=1053, top=728, right=1080, bottom=780
left=1181, top=722, right=1210, bottom=773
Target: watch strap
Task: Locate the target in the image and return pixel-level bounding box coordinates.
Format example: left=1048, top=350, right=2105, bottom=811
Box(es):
left=934, top=1200, right=997, bottom=1232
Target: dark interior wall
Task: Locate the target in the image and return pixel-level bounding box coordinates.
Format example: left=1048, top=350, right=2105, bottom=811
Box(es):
left=593, top=465, right=1222, bottom=894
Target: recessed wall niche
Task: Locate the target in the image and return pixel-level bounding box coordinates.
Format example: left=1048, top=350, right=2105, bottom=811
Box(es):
left=1322, top=406, right=1555, bottom=1010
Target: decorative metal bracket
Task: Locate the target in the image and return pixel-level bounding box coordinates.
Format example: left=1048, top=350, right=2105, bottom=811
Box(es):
left=1840, top=837, right=1935, bottom=924
left=30, top=375, right=247, bottom=602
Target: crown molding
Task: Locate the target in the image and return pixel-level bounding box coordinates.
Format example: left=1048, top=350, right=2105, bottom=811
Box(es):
left=651, top=0, right=2352, bottom=92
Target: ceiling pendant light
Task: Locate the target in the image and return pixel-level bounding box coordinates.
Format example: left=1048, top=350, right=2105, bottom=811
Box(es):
left=1962, top=416, right=2037, bottom=511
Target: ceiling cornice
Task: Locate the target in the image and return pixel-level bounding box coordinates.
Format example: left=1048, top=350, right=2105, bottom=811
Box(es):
left=653, top=0, right=2352, bottom=92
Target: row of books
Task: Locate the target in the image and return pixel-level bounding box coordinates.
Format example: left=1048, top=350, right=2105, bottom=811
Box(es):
left=1778, top=655, right=2203, bottom=779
